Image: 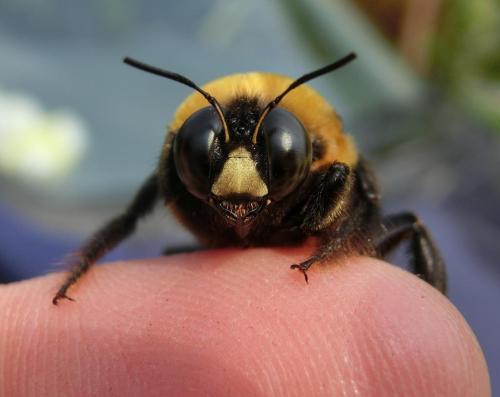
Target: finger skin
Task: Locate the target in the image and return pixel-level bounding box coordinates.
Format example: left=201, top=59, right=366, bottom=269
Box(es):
left=0, top=248, right=490, bottom=396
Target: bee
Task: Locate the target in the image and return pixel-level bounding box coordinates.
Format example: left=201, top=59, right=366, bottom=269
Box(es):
left=52, top=53, right=446, bottom=305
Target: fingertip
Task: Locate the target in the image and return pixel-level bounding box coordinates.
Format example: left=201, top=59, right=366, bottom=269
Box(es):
left=336, top=258, right=491, bottom=397
left=0, top=249, right=490, bottom=396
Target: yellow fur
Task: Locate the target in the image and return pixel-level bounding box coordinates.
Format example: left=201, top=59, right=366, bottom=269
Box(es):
left=169, top=73, right=358, bottom=169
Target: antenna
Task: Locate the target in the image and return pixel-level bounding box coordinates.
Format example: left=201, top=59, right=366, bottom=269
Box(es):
left=124, top=57, right=230, bottom=142
left=252, top=52, right=357, bottom=144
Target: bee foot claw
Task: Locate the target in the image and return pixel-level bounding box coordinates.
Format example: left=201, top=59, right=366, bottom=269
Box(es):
left=290, top=264, right=309, bottom=283
left=52, top=292, right=75, bottom=306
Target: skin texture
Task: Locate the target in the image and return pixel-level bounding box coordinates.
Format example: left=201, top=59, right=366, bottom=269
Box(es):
left=0, top=248, right=490, bottom=396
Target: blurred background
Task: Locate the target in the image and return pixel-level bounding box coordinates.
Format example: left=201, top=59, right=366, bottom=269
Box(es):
left=0, top=0, right=498, bottom=390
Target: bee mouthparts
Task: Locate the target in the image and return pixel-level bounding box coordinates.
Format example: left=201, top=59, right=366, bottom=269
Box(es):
left=217, top=199, right=263, bottom=223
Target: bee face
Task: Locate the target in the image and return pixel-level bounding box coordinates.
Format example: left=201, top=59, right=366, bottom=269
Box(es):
left=172, top=97, right=313, bottom=232
left=139, top=58, right=360, bottom=240
left=162, top=70, right=358, bottom=238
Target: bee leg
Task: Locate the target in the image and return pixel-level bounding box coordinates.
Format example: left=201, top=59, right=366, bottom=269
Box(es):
left=297, top=162, right=350, bottom=231
left=289, top=163, right=351, bottom=282
left=290, top=258, right=316, bottom=283
left=376, top=212, right=447, bottom=294
left=162, top=244, right=202, bottom=255
left=290, top=235, right=347, bottom=282
left=53, top=173, right=159, bottom=305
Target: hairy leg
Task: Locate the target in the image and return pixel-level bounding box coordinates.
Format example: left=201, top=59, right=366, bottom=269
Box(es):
left=53, top=173, right=159, bottom=304
left=375, top=212, right=447, bottom=294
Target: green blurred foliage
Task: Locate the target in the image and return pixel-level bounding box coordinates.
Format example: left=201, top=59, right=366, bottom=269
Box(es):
left=280, top=0, right=500, bottom=135
left=432, top=0, right=500, bottom=131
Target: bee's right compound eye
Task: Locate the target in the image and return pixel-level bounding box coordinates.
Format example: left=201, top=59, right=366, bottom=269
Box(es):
left=173, top=106, right=222, bottom=199
left=262, top=108, right=312, bottom=201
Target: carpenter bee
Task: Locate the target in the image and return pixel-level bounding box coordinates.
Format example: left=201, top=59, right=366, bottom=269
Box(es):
left=52, top=53, right=446, bottom=304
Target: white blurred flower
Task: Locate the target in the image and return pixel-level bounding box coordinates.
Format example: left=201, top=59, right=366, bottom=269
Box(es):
left=0, top=90, right=88, bottom=184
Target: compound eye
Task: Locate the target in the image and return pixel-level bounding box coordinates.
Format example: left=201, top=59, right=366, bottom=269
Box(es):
left=262, top=108, right=312, bottom=201
left=173, top=106, right=222, bottom=199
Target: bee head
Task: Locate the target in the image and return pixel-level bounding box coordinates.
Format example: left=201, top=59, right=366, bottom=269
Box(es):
left=171, top=98, right=312, bottom=233
left=123, top=54, right=356, bottom=235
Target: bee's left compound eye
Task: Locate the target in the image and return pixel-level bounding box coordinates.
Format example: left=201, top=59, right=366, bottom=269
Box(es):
left=262, top=108, right=312, bottom=201
left=173, top=106, right=222, bottom=199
